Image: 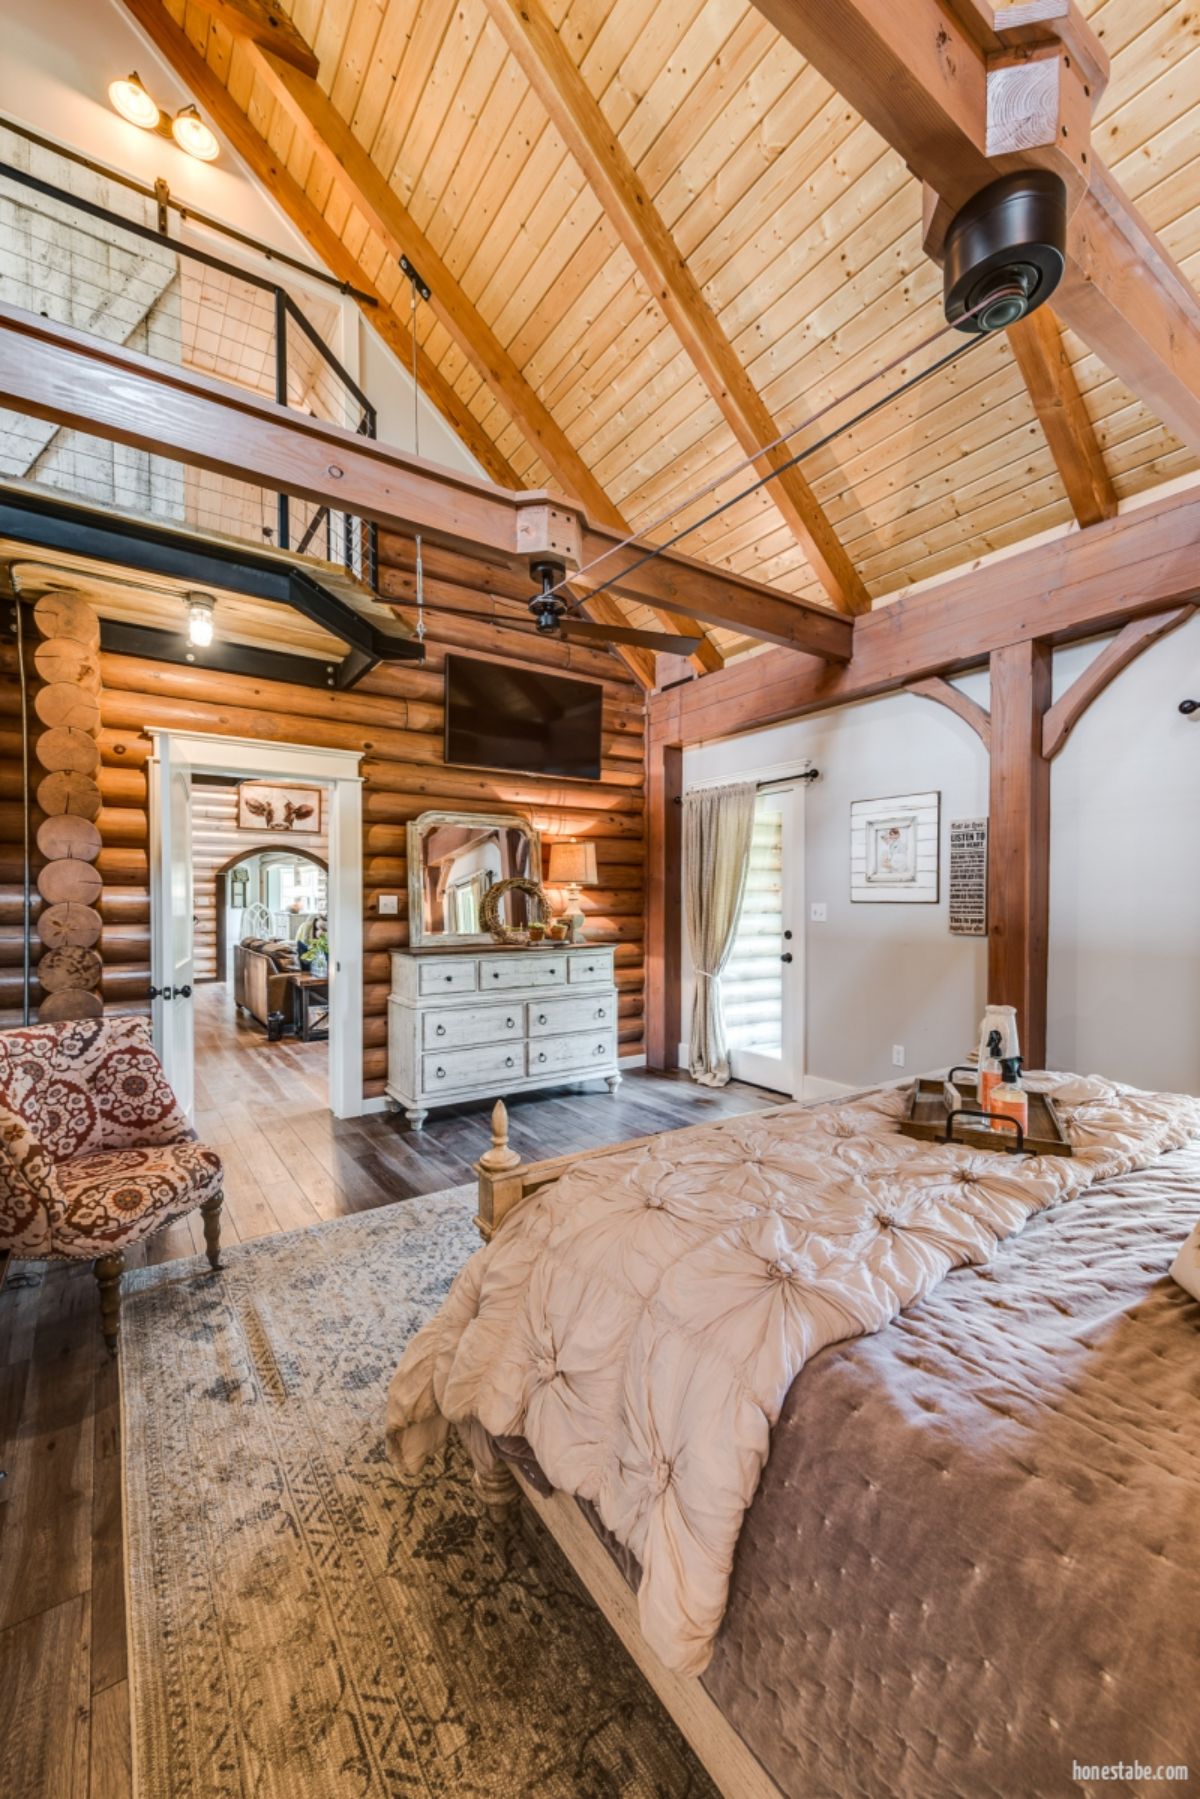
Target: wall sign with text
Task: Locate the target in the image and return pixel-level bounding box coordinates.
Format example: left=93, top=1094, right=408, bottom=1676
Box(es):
left=948, top=818, right=988, bottom=936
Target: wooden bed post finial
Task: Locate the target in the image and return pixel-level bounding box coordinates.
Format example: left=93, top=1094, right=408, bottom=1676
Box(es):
left=475, top=1100, right=524, bottom=1242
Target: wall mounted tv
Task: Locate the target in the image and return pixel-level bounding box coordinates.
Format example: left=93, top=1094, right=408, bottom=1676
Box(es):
left=444, top=654, right=604, bottom=781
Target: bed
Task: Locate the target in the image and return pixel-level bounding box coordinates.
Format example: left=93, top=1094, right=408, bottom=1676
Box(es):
left=388, top=1080, right=1200, bottom=1798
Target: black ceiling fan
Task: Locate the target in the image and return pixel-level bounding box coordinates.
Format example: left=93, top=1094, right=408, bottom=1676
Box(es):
left=402, top=560, right=703, bottom=658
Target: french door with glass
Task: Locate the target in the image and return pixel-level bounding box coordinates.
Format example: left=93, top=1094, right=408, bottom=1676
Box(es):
left=724, top=784, right=805, bottom=1096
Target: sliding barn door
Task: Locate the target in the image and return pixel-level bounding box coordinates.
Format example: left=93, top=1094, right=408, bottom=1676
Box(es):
left=725, top=786, right=805, bottom=1096
left=148, top=737, right=196, bottom=1122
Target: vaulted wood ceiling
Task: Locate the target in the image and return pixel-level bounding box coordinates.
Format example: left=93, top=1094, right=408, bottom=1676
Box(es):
left=133, top=0, right=1199, bottom=665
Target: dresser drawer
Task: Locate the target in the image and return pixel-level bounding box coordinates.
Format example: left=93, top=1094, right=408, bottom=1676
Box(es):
left=528, top=1031, right=615, bottom=1076
left=479, top=954, right=568, bottom=991
left=418, top=960, right=478, bottom=996
left=423, top=1040, right=524, bottom=1094
left=528, top=994, right=615, bottom=1037
left=567, top=949, right=615, bottom=985
left=423, top=1004, right=524, bottom=1050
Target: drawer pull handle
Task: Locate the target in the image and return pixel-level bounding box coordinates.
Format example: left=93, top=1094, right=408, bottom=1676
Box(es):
left=537, top=1013, right=547, bottom=1025
left=506, top=1056, right=515, bottom=1068
left=596, top=1008, right=606, bottom=1019
left=444, top=975, right=453, bottom=983
left=492, top=972, right=500, bottom=979
left=436, top=1024, right=446, bottom=1036
left=537, top=1052, right=547, bottom=1063
left=506, top=1016, right=515, bottom=1028
left=435, top=1067, right=446, bottom=1079
left=595, top=1043, right=605, bottom=1055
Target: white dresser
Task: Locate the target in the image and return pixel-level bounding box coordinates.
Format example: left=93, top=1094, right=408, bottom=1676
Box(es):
left=386, top=945, right=621, bottom=1129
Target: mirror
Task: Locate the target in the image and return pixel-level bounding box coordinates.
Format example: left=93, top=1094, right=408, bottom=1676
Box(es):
left=407, top=810, right=542, bottom=946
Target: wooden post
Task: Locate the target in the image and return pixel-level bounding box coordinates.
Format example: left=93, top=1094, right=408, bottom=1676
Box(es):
left=645, top=738, right=682, bottom=1071
left=987, top=640, right=1052, bottom=1067
left=475, top=1100, right=524, bottom=1241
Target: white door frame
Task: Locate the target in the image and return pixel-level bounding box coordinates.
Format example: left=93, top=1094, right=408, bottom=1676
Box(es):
left=147, top=729, right=364, bottom=1119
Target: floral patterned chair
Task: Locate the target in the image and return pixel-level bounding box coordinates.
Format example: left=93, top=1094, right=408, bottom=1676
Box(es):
left=0, top=1016, right=223, bottom=1351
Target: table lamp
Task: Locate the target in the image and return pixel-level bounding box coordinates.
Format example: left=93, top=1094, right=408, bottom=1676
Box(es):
left=547, top=839, right=597, bottom=943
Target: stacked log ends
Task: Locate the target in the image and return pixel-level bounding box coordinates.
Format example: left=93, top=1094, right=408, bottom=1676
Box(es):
left=32, top=594, right=104, bottom=1024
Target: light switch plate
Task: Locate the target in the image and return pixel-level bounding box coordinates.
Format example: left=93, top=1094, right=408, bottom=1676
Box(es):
left=810, top=902, right=827, bottom=922
left=378, top=893, right=399, bottom=916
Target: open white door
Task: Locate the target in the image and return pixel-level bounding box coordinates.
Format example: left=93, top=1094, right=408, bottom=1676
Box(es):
left=726, top=785, right=805, bottom=1097
left=148, top=736, right=196, bottom=1121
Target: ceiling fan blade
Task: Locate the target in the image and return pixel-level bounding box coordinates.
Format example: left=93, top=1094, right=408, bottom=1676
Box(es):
left=560, top=616, right=703, bottom=656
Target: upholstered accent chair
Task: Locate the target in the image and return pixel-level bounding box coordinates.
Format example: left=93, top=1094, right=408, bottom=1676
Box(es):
left=0, top=1016, right=224, bottom=1351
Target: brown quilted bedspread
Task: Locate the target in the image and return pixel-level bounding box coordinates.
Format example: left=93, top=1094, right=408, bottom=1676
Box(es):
left=697, top=1138, right=1200, bottom=1798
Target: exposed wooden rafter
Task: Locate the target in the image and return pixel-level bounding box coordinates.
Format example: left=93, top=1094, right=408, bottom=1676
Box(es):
left=0, top=302, right=854, bottom=661
left=480, top=0, right=870, bottom=617
left=196, top=0, right=319, bottom=75
left=750, top=0, right=1200, bottom=457
left=134, top=0, right=721, bottom=677
left=906, top=676, right=992, bottom=749
left=1006, top=306, right=1117, bottom=527
left=1041, top=606, right=1194, bottom=758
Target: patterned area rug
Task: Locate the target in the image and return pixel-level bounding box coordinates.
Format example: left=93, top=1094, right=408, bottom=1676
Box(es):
left=121, top=1189, right=714, bottom=1798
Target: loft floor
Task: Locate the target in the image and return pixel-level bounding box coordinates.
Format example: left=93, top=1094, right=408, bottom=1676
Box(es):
left=0, top=987, right=776, bottom=1798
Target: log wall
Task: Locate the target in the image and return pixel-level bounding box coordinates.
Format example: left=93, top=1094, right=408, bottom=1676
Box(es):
left=1, top=631, right=646, bottom=1100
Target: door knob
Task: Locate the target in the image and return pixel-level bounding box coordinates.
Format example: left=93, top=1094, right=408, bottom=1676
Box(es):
left=780, top=952, right=794, bottom=964
left=178, top=984, right=192, bottom=999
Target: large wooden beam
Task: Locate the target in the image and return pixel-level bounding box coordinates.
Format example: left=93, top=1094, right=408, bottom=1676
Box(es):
left=650, top=481, right=1200, bottom=747
left=750, top=0, right=1200, bottom=456
left=987, top=639, right=1051, bottom=1067
left=480, top=0, right=869, bottom=617
left=0, top=303, right=852, bottom=661
left=1041, top=606, right=1194, bottom=759
left=1006, top=306, right=1117, bottom=527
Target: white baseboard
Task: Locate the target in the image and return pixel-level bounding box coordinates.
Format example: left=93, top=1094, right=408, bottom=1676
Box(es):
left=359, top=1095, right=391, bottom=1115
left=619, top=1052, right=647, bottom=1069
left=801, top=1074, right=857, bottom=1102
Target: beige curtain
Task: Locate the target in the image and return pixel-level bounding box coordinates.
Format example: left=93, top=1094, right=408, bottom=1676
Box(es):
left=684, top=782, right=757, bottom=1087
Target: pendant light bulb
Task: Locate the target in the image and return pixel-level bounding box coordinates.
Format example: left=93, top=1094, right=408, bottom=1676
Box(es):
left=186, top=593, right=215, bottom=648
left=108, top=72, right=161, bottom=132
left=171, top=105, right=220, bottom=162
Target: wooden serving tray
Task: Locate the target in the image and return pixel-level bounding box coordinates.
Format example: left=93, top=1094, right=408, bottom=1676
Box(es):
left=901, top=1074, right=1073, bottom=1157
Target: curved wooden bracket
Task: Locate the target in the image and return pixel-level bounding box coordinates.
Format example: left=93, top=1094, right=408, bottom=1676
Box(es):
left=1041, top=606, right=1194, bottom=760
left=906, top=677, right=992, bottom=752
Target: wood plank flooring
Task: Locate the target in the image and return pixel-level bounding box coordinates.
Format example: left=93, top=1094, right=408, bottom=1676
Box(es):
left=0, top=981, right=777, bottom=1798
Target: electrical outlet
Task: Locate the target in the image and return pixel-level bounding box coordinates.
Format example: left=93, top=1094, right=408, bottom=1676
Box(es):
left=892, top=1044, right=906, bottom=1068
left=810, top=902, right=827, bottom=922
left=378, top=893, right=399, bottom=916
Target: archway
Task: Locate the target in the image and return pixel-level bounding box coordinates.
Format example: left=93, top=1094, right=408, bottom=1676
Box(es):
left=213, top=845, right=330, bottom=982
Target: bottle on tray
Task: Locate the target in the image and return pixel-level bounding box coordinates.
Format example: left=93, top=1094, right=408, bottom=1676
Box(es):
left=978, top=1029, right=1004, bottom=1110
left=989, top=1056, right=1028, bottom=1135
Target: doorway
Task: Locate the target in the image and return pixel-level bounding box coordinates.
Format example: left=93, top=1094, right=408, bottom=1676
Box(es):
left=725, top=783, right=806, bottom=1097
left=146, top=729, right=364, bottom=1120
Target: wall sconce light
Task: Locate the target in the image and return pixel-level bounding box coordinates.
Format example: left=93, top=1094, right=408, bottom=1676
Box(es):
left=186, top=592, right=216, bottom=648
left=107, top=73, right=220, bottom=162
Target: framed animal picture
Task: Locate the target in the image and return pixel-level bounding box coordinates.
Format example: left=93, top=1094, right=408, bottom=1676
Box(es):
left=850, top=792, right=940, bottom=903
left=237, top=781, right=323, bottom=835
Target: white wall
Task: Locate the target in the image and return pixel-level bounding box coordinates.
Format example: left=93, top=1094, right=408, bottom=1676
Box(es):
left=683, top=678, right=991, bottom=1091
left=0, top=0, right=484, bottom=479
left=683, top=620, right=1200, bottom=1097
left=1048, top=612, right=1200, bottom=1093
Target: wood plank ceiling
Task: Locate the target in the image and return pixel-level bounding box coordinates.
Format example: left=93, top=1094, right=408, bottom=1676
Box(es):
left=156, top=0, right=1200, bottom=663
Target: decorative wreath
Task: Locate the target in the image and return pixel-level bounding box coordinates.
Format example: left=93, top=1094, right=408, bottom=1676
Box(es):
left=480, top=876, right=551, bottom=943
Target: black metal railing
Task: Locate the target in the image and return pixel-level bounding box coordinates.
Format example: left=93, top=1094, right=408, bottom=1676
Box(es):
left=0, top=123, right=379, bottom=587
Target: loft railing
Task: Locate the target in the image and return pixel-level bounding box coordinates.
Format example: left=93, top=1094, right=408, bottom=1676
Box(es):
left=0, top=125, right=378, bottom=591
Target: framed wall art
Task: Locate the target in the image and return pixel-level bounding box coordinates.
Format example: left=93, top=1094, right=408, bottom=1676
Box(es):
left=237, top=781, right=323, bottom=834
left=850, top=791, right=940, bottom=903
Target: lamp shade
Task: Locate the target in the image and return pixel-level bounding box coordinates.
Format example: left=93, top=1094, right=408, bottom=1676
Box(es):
left=547, top=840, right=597, bottom=887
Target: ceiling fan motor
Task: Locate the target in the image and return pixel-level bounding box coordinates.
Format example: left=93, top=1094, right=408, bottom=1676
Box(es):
left=529, top=560, right=568, bottom=632
left=943, top=170, right=1067, bottom=334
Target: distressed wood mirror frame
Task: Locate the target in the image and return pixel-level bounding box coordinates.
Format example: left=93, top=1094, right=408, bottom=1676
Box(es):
left=407, top=809, right=542, bottom=948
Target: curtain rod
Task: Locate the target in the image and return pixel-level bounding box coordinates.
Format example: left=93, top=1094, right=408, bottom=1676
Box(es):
left=674, top=768, right=819, bottom=803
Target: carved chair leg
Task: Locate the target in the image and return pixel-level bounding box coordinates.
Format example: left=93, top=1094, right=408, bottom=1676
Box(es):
left=94, top=1252, right=125, bottom=1356
left=200, top=1193, right=223, bottom=1271
left=473, top=1456, right=520, bottom=1526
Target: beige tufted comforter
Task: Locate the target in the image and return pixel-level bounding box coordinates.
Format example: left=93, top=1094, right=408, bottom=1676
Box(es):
left=386, top=1075, right=1200, bottom=1676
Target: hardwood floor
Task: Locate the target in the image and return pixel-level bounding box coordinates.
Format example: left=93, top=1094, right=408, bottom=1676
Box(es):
left=0, top=981, right=777, bottom=1798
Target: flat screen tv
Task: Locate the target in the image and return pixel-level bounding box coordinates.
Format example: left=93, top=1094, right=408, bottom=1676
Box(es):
left=444, top=654, right=603, bottom=781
